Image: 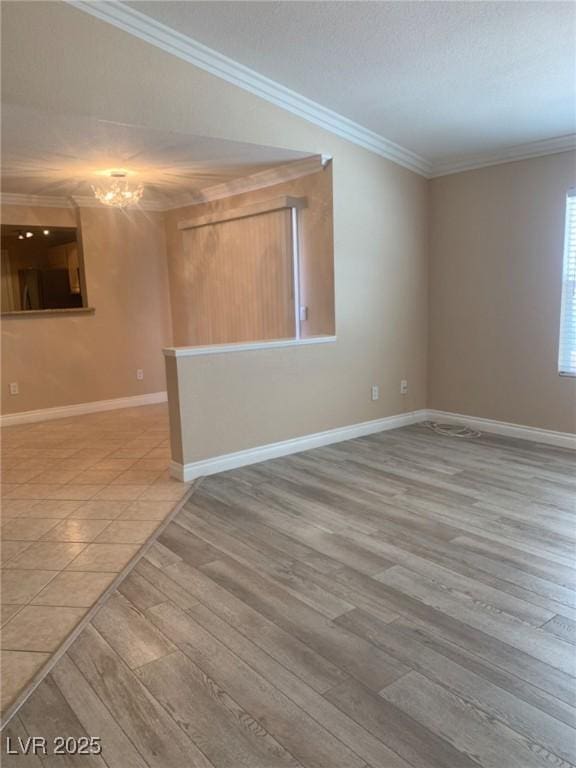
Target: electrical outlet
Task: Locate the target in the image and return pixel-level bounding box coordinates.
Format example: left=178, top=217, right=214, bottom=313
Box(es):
left=136, top=369, right=144, bottom=381
left=9, top=382, right=19, bottom=396
left=371, top=384, right=379, bottom=401
left=400, top=379, right=408, bottom=395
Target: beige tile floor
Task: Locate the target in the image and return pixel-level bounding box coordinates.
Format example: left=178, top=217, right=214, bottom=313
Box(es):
left=0, top=403, right=190, bottom=716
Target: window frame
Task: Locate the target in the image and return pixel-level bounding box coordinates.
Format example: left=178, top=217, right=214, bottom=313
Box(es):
left=0, top=221, right=91, bottom=317
left=558, top=189, right=576, bottom=378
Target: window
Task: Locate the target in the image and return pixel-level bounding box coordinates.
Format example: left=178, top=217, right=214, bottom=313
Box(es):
left=559, top=191, right=576, bottom=376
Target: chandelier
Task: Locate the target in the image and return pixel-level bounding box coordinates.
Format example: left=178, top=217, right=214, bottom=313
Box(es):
left=92, top=170, right=144, bottom=208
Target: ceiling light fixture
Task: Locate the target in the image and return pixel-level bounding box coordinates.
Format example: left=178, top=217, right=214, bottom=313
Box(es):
left=43, top=229, right=50, bottom=235
left=92, top=170, right=144, bottom=209
left=25, top=231, right=34, bottom=238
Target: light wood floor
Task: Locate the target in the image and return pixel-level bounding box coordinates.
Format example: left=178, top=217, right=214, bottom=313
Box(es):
left=4, top=425, right=576, bottom=767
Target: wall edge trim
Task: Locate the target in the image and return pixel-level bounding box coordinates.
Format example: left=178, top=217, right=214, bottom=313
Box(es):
left=427, top=410, right=576, bottom=450
left=171, top=407, right=575, bottom=480
left=1, top=391, right=168, bottom=427
left=170, top=409, right=429, bottom=481
left=163, top=335, right=337, bottom=358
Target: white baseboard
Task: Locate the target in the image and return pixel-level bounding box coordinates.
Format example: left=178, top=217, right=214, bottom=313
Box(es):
left=170, top=409, right=428, bottom=481
left=5, top=396, right=572, bottom=461
left=171, top=406, right=575, bottom=481
left=426, top=410, right=576, bottom=450
left=1, top=391, right=168, bottom=427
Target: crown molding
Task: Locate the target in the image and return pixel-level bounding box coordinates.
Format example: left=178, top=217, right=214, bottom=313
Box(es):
left=4, top=131, right=573, bottom=213
left=0, top=193, right=74, bottom=209
left=1, top=192, right=165, bottom=212
left=2, top=158, right=326, bottom=213
left=65, top=1, right=574, bottom=180
left=164, top=155, right=325, bottom=210
left=65, top=0, right=432, bottom=177
left=70, top=195, right=166, bottom=211
left=430, top=134, right=576, bottom=178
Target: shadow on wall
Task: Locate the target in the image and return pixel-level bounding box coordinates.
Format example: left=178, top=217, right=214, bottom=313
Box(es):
left=164, top=164, right=335, bottom=346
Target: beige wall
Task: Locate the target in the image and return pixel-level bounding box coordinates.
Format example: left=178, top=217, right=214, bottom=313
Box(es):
left=164, top=167, right=335, bottom=346
left=1, top=204, right=173, bottom=414
left=429, top=151, right=576, bottom=433
left=2, top=2, right=428, bottom=446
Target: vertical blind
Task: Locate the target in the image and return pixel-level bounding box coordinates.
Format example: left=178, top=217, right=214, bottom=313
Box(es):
left=181, top=209, right=296, bottom=345
left=559, top=191, right=576, bottom=376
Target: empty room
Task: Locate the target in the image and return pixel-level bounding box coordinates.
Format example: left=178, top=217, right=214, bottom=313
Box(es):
left=0, top=1, right=575, bottom=766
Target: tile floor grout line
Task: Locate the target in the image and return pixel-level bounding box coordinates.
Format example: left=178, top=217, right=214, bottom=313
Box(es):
left=1, top=405, right=180, bottom=710
left=0, top=477, right=201, bottom=730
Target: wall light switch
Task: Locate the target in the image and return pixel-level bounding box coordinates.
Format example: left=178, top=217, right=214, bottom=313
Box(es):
left=136, top=369, right=144, bottom=381
left=9, top=382, right=19, bottom=395
left=400, top=379, right=408, bottom=395
left=371, top=384, right=379, bottom=401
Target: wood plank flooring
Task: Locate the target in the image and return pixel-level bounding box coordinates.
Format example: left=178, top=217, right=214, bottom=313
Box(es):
left=3, top=424, right=576, bottom=767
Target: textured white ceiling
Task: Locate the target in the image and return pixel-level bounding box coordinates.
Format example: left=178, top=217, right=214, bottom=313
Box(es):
left=1, top=105, right=309, bottom=202
left=127, top=0, right=576, bottom=164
